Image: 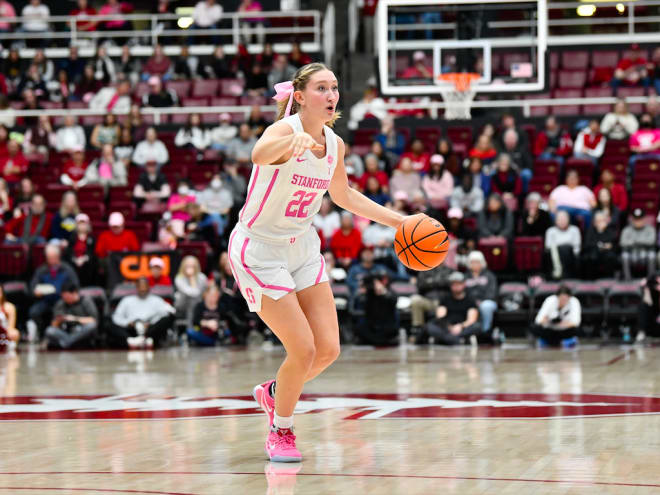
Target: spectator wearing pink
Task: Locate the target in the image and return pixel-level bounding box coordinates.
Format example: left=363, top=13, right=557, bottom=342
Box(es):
left=142, top=45, right=172, bottom=81
left=389, top=157, right=422, bottom=201
left=402, top=51, right=432, bottom=79
left=548, top=169, right=596, bottom=228
left=98, top=0, right=133, bottom=31
left=629, top=113, right=660, bottom=168
left=422, top=154, right=453, bottom=209
left=398, top=139, right=431, bottom=173
left=534, top=116, right=573, bottom=163
left=0, top=0, right=16, bottom=33
left=168, top=180, right=196, bottom=222
left=238, top=0, right=265, bottom=44
left=573, top=119, right=606, bottom=165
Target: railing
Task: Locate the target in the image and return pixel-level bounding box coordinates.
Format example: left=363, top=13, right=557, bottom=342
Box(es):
left=3, top=95, right=649, bottom=123
left=382, top=0, right=660, bottom=46
left=0, top=10, right=322, bottom=54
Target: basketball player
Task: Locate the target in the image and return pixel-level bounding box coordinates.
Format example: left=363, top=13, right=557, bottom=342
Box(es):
left=227, top=63, right=425, bottom=462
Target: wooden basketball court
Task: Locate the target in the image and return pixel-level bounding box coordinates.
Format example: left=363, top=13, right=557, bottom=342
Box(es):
left=1, top=344, right=659, bottom=494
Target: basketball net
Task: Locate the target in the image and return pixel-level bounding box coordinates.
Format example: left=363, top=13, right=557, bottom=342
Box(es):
left=436, top=73, right=480, bottom=120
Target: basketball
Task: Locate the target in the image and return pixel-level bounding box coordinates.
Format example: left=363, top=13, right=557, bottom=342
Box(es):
left=394, top=216, right=449, bottom=271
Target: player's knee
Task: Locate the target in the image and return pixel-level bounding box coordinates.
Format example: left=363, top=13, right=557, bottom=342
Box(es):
left=293, top=341, right=317, bottom=370
left=315, top=342, right=340, bottom=367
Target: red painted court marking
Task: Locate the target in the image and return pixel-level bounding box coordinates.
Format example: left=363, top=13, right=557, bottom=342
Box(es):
left=0, top=488, right=199, bottom=495
left=605, top=350, right=632, bottom=366
left=1, top=472, right=659, bottom=489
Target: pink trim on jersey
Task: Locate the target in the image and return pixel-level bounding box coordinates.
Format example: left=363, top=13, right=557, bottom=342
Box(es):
left=247, top=169, right=279, bottom=228
left=315, top=254, right=326, bottom=285
left=239, top=166, right=260, bottom=222
left=227, top=230, right=243, bottom=292
left=240, top=237, right=294, bottom=292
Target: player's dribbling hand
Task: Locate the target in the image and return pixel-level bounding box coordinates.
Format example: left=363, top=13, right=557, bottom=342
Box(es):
left=290, top=132, right=324, bottom=158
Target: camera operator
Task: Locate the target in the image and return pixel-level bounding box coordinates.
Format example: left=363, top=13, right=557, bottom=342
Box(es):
left=530, top=284, right=581, bottom=347
left=352, top=270, right=399, bottom=346
left=420, top=271, right=480, bottom=345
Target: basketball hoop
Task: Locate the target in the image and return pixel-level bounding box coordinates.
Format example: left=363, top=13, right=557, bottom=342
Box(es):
left=436, top=73, right=481, bottom=120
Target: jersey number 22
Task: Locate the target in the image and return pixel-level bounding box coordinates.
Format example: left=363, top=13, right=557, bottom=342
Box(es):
left=285, top=190, right=317, bottom=218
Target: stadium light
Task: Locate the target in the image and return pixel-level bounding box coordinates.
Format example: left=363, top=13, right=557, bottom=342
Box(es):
left=576, top=4, right=597, bottom=15
left=616, top=3, right=625, bottom=12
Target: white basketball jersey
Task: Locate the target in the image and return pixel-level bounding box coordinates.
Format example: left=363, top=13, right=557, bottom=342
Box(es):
left=237, top=113, right=339, bottom=241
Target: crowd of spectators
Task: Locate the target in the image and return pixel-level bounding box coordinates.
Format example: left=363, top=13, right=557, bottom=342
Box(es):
left=1, top=25, right=660, bottom=350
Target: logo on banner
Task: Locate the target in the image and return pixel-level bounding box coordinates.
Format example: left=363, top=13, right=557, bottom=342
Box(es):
left=0, top=393, right=658, bottom=421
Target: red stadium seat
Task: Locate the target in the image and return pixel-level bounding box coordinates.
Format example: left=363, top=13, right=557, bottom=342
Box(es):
left=528, top=175, right=558, bottom=197
left=604, top=139, right=630, bottom=156
left=30, top=243, right=46, bottom=273
left=165, top=80, right=192, bottom=100
left=477, top=238, right=508, bottom=271
left=125, top=221, right=153, bottom=244
left=631, top=174, right=660, bottom=195
left=533, top=159, right=561, bottom=177
left=42, top=185, right=72, bottom=205
left=445, top=126, right=473, bottom=147
left=524, top=93, right=550, bottom=117
left=0, top=245, right=28, bottom=279
left=549, top=51, right=559, bottom=70
left=109, top=186, right=134, bottom=203
left=182, top=97, right=210, bottom=107
left=138, top=202, right=167, bottom=224
left=177, top=241, right=212, bottom=273
left=513, top=237, right=544, bottom=272
left=564, top=157, right=595, bottom=184
left=211, top=96, right=240, bottom=106
left=79, top=202, right=105, bottom=222
left=592, top=50, right=619, bottom=68
left=240, top=95, right=267, bottom=106
left=133, top=82, right=150, bottom=100
left=561, top=51, right=589, bottom=69
left=77, top=185, right=105, bottom=203
left=551, top=89, right=582, bottom=116
left=188, top=164, right=219, bottom=187
left=353, top=128, right=379, bottom=145
left=191, top=79, right=220, bottom=98
left=219, top=79, right=245, bottom=96
left=106, top=201, right=136, bottom=222
left=600, top=161, right=628, bottom=182
left=633, top=158, right=660, bottom=177
left=584, top=87, right=613, bottom=115
left=629, top=193, right=660, bottom=214
left=557, top=70, right=587, bottom=89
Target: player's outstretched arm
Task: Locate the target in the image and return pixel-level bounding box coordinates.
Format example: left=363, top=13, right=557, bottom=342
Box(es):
left=251, top=121, right=324, bottom=166
left=329, top=137, right=419, bottom=229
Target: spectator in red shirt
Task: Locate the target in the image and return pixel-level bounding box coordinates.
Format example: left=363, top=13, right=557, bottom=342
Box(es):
left=95, top=211, right=139, bottom=259
left=330, top=211, right=362, bottom=270
left=358, top=154, right=389, bottom=192
left=4, top=194, right=51, bottom=245
left=612, top=44, right=651, bottom=93
left=593, top=169, right=628, bottom=212
left=398, top=139, right=431, bottom=173
left=401, top=51, right=432, bottom=79
left=147, top=257, right=172, bottom=287
left=60, top=146, right=90, bottom=189
left=142, top=44, right=172, bottom=81
left=70, top=0, right=97, bottom=32
left=0, top=139, right=28, bottom=187
left=534, top=116, right=573, bottom=163
left=468, top=134, right=497, bottom=166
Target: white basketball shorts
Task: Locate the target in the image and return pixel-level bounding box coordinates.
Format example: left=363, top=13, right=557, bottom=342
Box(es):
left=227, top=224, right=328, bottom=312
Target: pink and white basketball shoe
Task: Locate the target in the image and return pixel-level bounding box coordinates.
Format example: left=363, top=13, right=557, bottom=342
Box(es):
left=252, top=379, right=276, bottom=428
left=265, top=427, right=302, bottom=462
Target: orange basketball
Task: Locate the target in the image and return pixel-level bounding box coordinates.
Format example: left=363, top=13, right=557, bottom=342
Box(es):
left=394, top=216, right=449, bottom=271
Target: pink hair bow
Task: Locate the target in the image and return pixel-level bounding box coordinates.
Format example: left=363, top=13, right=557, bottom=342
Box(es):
left=273, top=81, right=295, bottom=117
